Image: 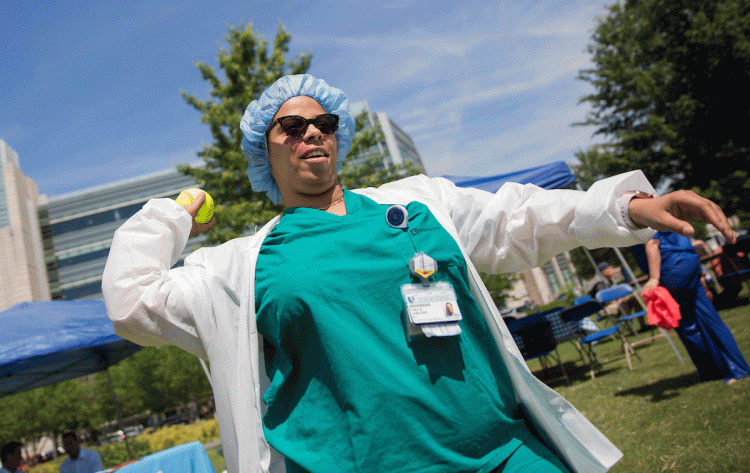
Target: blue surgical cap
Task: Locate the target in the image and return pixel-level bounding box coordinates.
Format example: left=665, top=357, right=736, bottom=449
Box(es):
left=240, top=74, right=356, bottom=203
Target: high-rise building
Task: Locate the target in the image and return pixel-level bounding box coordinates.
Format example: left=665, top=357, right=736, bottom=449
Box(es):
left=347, top=101, right=425, bottom=172
left=511, top=252, right=583, bottom=309
left=41, top=167, right=204, bottom=301
left=0, top=140, right=50, bottom=311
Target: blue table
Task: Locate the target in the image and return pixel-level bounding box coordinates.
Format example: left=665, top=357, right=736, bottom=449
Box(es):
left=100, top=441, right=216, bottom=473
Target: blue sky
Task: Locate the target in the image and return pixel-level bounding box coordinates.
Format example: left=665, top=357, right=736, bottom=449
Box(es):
left=1, top=0, right=612, bottom=197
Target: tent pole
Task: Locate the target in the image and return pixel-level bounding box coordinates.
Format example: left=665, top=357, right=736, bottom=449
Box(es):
left=199, top=358, right=213, bottom=389
left=582, top=247, right=603, bottom=281
left=106, top=368, right=133, bottom=460
left=613, top=247, right=646, bottom=309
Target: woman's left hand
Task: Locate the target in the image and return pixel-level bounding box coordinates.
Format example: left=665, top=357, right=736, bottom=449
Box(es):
left=643, top=277, right=659, bottom=293
left=629, top=190, right=737, bottom=244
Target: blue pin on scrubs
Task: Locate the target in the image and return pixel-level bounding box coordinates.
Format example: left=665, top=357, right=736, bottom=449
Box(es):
left=386, top=205, right=408, bottom=229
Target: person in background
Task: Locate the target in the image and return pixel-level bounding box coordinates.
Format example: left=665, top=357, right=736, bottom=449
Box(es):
left=588, top=262, right=617, bottom=296
left=0, top=441, right=23, bottom=473
left=589, top=262, right=648, bottom=331
left=691, top=239, right=716, bottom=302
left=644, top=231, right=750, bottom=384
left=60, top=432, right=103, bottom=473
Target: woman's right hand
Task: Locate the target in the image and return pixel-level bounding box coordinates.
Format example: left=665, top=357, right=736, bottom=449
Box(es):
left=629, top=190, right=737, bottom=244
left=181, top=191, right=216, bottom=237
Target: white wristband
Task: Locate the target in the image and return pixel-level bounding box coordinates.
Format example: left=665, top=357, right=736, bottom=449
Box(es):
left=617, top=191, right=654, bottom=230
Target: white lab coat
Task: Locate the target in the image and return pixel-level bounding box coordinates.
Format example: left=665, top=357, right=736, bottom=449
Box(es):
left=102, top=172, right=656, bottom=473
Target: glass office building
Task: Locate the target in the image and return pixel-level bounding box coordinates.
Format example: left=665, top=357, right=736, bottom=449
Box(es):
left=347, top=101, right=425, bottom=172
left=41, top=167, right=205, bottom=301
left=0, top=140, right=50, bottom=310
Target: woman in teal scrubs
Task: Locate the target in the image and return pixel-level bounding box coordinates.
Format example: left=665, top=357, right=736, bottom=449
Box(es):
left=108, top=74, right=738, bottom=473
left=245, top=78, right=567, bottom=472
left=233, top=74, right=736, bottom=473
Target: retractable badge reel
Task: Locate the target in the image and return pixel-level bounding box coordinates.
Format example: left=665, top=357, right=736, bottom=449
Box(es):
left=386, top=204, right=409, bottom=229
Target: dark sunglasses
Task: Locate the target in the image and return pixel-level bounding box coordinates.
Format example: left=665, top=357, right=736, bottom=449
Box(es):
left=265, top=113, right=339, bottom=139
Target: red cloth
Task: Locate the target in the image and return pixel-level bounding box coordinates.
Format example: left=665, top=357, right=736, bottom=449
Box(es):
left=642, top=286, right=682, bottom=330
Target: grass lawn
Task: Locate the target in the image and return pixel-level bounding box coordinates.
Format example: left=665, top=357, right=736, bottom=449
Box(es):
left=529, top=301, right=750, bottom=472
left=206, top=445, right=226, bottom=472
left=32, top=304, right=745, bottom=473
left=198, top=301, right=750, bottom=473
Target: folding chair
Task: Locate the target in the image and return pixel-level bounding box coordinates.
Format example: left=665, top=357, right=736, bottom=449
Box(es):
left=596, top=283, right=684, bottom=363
left=595, top=284, right=647, bottom=339
left=506, top=313, right=569, bottom=386
left=571, top=295, right=600, bottom=333
left=558, top=299, right=640, bottom=379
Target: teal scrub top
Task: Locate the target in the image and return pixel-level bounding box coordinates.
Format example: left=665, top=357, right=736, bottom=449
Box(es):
left=256, top=190, right=531, bottom=473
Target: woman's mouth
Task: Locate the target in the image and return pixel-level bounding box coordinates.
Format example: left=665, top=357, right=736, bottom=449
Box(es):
left=300, top=150, right=328, bottom=160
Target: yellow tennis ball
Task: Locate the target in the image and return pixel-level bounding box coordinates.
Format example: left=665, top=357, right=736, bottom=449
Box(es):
left=176, top=188, right=214, bottom=224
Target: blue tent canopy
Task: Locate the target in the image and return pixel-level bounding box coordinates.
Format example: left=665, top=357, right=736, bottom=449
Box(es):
left=0, top=300, right=142, bottom=397
left=442, top=161, right=577, bottom=192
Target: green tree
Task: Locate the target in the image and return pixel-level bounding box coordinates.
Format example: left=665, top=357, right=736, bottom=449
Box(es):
left=94, top=367, right=147, bottom=422
left=479, top=272, right=518, bottom=309
left=114, top=348, right=171, bottom=415
left=0, top=380, right=94, bottom=452
left=569, top=146, right=618, bottom=192
left=577, top=0, right=750, bottom=224
left=152, top=346, right=212, bottom=408
left=179, top=24, right=311, bottom=245
left=93, top=346, right=213, bottom=422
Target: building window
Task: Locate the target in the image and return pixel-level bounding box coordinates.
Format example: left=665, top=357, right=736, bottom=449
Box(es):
left=63, top=280, right=104, bottom=300
left=52, top=201, right=145, bottom=236
left=57, top=247, right=111, bottom=268
left=542, top=261, right=561, bottom=294
left=555, top=253, right=575, bottom=288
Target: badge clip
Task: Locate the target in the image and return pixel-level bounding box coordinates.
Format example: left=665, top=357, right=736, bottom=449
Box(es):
left=409, top=252, right=436, bottom=286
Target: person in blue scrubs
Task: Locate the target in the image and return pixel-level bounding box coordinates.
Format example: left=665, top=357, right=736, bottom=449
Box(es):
left=644, top=231, right=750, bottom=384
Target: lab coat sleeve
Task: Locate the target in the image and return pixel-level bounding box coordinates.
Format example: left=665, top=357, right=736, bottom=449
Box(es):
left=101, top=198, right=209, bottom=358
left=377, top=171, right=656, bottom=274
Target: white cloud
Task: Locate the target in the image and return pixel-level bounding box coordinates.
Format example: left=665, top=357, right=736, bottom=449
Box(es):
left=302, top=0, right=610, bottom=178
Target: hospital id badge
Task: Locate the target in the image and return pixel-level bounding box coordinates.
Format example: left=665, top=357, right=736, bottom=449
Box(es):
left=401, top=281, right=462, bottom=325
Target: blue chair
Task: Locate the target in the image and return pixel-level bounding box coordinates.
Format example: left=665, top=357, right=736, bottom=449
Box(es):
left=558, top=299, right=639, bottom=379
left=595, top=284, right=647, bottom=339
left=571, top=294, right=601, bottom=333
left=506, top=313, right=569, bottom=386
